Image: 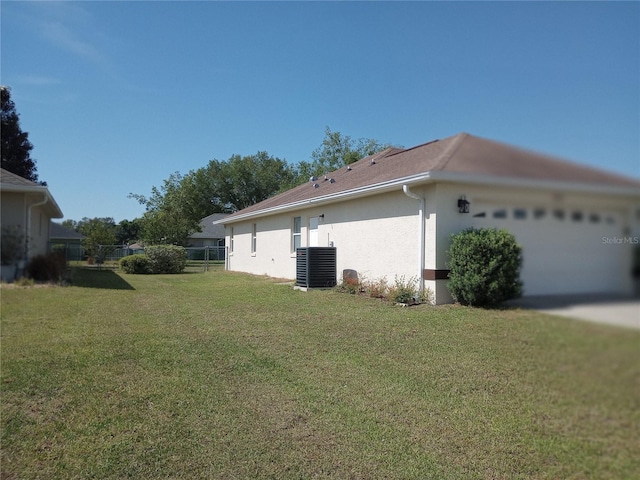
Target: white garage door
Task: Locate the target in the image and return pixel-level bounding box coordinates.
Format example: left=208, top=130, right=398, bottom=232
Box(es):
left=472, top=205, right=626, bottom=296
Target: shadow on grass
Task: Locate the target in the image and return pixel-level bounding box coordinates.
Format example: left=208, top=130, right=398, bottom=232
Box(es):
left=69, top=267, right=135, bottom=290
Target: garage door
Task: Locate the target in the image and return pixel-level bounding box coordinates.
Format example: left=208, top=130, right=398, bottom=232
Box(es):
left=472, top=205, right=626, bottom=296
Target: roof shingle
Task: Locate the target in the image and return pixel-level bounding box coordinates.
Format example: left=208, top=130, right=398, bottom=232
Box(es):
left=222, top=133, right=640, bottom=222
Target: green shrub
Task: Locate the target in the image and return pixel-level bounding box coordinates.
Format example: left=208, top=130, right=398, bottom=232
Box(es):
left=119, top=254, right=152, bottom=274
left=386, top=275, right=419, bottom=304
left=447, top=228, right=522, bottom=307
left=25, top=252, right=67, bottom=283
left=145, top=245, right=187, bottom=274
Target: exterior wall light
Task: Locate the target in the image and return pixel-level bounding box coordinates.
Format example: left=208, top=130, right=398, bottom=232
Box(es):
left=458, top=196, right=470, bottom=213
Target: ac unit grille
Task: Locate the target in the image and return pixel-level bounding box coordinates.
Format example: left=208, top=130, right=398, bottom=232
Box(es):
left=296, top=247, right=337, bottom=288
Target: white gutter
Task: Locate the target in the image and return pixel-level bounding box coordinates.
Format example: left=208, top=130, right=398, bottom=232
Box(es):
left=402, top=184, right=425, bottom=295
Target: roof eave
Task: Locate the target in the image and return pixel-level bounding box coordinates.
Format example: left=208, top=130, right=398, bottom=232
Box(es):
left=216, top=172, right=436, bottom=224
left=217, top=171, right=640, bottom=225
left=1, top=183, right=64, bottom=218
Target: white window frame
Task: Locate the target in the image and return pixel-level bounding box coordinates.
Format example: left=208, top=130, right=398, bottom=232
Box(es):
left=292, top=216, right=302, bottom=253
left=251, top=223, right=257, bottom=254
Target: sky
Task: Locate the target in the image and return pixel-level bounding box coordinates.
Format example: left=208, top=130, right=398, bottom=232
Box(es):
left=1, top=1, right=639, bottom=223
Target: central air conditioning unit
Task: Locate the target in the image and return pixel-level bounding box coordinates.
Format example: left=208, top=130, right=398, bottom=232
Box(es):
left=296, top=247, right=337, bottom=288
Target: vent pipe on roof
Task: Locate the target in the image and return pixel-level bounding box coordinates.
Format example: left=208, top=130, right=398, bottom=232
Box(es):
left=402, top=185, right=425, bottom=296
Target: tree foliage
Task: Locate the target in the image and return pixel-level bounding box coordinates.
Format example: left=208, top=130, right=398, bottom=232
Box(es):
left=1, top=86, right=40, bottom=183
left=77, top=217, right=118, bottom=258
left=129, top=128, right=393, bottom=246
left=297, top=126, right=392, bottom=179
left=131, top=152, right=297, bottom=245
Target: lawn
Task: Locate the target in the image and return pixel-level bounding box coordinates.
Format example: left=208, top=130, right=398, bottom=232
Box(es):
left=1, top=268, right=639, bottom=479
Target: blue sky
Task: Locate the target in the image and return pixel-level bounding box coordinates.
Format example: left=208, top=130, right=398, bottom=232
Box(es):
left=2, top=1, right=638, bottom=223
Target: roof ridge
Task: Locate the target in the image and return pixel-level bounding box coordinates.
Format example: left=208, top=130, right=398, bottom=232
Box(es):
left=432, top=132, right=469, bottom=171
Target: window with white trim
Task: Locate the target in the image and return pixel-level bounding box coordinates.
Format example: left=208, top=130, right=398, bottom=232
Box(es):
left=292, top=216, right=301, bottom=252
left=251, top=223, right=257, bottom=254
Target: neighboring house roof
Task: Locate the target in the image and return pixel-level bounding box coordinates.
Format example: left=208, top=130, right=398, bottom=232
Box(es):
left=190, top=213, right=229, bottom=239
left=219, top=133, right=640, bottom=224
left=0, top=168, right=63, bottom=218
left=49, top=222, right=84, bottom=241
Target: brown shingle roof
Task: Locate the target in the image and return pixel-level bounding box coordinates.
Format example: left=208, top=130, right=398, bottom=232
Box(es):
left=221, top=133, right=640, bottom=223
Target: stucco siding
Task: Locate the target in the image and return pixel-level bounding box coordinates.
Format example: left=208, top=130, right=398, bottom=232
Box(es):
left=1, top=192, right=26, bottom=226
left=226, top=189, right=425, bottom=286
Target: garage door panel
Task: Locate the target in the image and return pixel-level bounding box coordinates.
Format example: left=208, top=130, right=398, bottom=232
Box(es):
left=472, top=205, right=624, bottom=295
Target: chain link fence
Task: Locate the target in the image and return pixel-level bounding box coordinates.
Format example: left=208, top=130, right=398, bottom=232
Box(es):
left=48, top=243, right=227, bottom=273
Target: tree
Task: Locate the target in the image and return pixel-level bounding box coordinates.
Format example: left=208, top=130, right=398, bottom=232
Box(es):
left=115, top=218, right=142, bottom=245
left=303, top=127, right=392, bottom=178
left=131, top=152, right=297, bottom=245
left=77, top=217, right=117, bottom=259
left=1, top=86, right=40, bottom=183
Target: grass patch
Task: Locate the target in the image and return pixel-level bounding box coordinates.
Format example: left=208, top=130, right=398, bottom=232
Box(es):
left=2, top=268, right=639, bottom=479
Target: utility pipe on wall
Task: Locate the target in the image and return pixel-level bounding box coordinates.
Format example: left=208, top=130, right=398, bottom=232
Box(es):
left=402, top=184, right=425, bottom=295
left=26, top=193, right=49, bottom=261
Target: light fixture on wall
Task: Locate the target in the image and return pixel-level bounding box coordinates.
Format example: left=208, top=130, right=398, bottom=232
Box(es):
left=458, top=196, right=470, bottom=213
left=319, top=214, right=325, bottom=219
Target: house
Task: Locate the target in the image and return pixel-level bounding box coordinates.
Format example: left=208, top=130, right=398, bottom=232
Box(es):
left=188, top=213, right=228, bottom=248
left=1, top=168, right=63, bottom=279
left=215, top=133, right=640, bottom=304
left=49, top=222, right=84, bottom=261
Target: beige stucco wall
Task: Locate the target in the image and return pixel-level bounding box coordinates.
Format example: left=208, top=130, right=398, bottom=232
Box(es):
left=226, top=189, right=426, bottom=289
left=1, top=191, right=53, bottom=260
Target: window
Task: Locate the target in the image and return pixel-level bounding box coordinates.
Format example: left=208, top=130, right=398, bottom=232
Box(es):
left=292, top=216, right=301, bottom=252
left=553, top=209, right=565, bottom=221
left=533, top=208, right=546, bottom=219
left=589, top=213, right=601, bottom=224
left=513, top=208, right=527, bottom=220
left=230, top=227, right=234, bottom=253
left=571, top=211, right=583, bottom=222
left=251, top=223, right=257, bottom=253
left=493, top=209, right=507, bottom=219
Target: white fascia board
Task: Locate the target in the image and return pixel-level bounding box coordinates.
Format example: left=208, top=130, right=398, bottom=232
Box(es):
left=216, top=171, right=640, bottom=225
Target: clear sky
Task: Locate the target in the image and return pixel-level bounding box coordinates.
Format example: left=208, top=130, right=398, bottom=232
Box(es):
left=2, top=1, right=638, bottom=223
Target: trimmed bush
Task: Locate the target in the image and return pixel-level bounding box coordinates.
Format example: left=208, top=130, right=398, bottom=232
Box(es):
left=119, top=254, right=152, bottom=274
left=145, top=245, right=187, bottom=274
left=25, top=252, right=67, bottom=283
left=447, top=228, right=522, bottom=307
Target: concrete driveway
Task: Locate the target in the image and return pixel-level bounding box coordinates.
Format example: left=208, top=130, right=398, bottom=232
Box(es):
left=506, top=294, right=640, bottom=330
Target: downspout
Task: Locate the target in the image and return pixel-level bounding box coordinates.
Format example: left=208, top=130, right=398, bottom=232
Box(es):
left=26, top=193, right=49, bottom=263
left=402, top=185, right=425, bottom=295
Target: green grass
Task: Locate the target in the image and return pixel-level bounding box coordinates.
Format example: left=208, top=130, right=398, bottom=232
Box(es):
left=2, top=269, right=639, bottom=479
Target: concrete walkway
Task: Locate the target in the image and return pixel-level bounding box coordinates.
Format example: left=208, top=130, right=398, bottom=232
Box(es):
left=506, top=294, right=640, bottom=330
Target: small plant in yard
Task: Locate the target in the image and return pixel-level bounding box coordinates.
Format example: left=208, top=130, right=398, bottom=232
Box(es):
left=1, top=226, right=26, bottom=266
left=25, top=251, right=67, bottom=283
left=386, top=275, right=419, bottom=304
left=447, top=227, right=522, bottom=307
left=335, top=276, right=361, bottom=294
left=363, top=276, right=389, bottom=299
